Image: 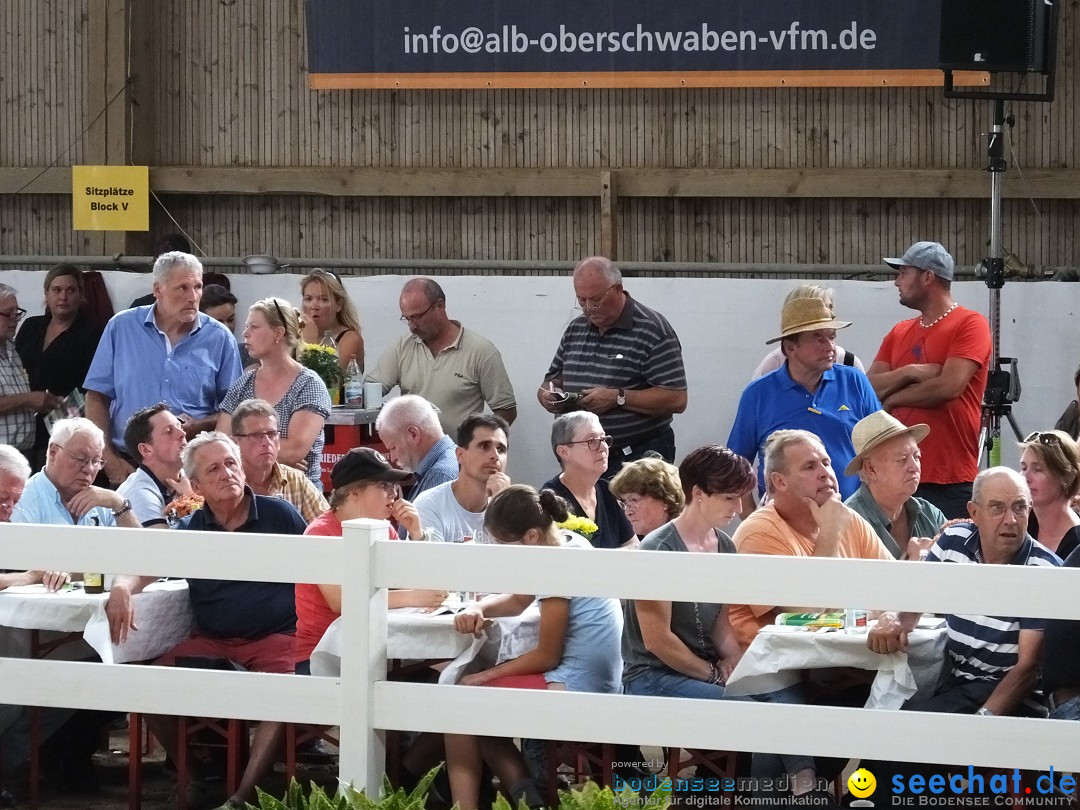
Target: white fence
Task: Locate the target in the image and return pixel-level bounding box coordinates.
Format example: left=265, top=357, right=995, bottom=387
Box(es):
left=2, top=519, right=1080, bottom=797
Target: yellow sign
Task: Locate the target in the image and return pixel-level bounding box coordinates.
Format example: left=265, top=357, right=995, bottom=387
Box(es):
left=71, top=165, right=149, bottom=231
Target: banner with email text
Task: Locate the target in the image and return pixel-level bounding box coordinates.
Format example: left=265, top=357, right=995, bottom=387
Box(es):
left=305, top=0, right=966, bottom=89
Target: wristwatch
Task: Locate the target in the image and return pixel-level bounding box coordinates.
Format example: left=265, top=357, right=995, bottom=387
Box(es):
left=975, top=707, right=995, bottom=717
left=616, top=388, right=626, bottom=406
left=113, top=499, right=133, bottom=519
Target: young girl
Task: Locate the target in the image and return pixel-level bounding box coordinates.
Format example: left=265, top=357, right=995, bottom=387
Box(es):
left=445, top=485, right=623, bottom=810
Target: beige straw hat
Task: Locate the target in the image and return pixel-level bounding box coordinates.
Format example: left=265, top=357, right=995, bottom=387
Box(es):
left=845, top=410, right=931, bottom=476
left=765, top=297, right=852, bottom=345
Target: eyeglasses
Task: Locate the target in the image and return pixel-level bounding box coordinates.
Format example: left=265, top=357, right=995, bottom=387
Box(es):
left=618, top=494, right=647, bottom=511
left=366, top=481, right=401, bottom=496
left=234, top=429, right=280, bottom=443
left=57, top=445, right=105, bottom=471
left=575, top=284, right=618, bottom=312
left=1024, top=431, right=1062, bottom=449
left=973, top=499, right=1031, bottom=518
left=399, top=300, right=439, bottom=324
left=0, top=308, right=27, bottom=322
left=565, top=435, right=614, bottom=452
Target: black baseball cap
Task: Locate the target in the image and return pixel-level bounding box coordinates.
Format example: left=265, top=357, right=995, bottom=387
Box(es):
left=330, top=447, right=410, bottom=490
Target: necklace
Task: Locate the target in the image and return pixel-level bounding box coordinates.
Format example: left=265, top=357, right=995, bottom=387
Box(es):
left=921, top=302, right=958, bottom=328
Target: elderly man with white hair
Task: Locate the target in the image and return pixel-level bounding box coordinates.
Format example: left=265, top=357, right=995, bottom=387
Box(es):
left=84, top=251, right=242, bottom=485
left=0, top=444, right=64, bottom=591
left=375, top=394, right=458, bottom=498
left=11, top=417, right=140, bottom=532
left=844, top=410, right=946, bottom=560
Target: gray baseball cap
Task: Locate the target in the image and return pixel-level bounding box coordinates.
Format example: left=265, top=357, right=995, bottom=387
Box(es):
left=883, top=241, right=955, bottom=281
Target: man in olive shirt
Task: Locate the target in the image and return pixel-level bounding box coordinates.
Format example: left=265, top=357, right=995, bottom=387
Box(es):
left=366, top=278, right=516, bottom=436
left=844, top=411, right=946, bottom=559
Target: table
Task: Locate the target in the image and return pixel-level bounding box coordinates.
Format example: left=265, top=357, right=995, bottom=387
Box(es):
left=0, top=579, right=194, bottom=665
left=310, top=604, right=542, bottom=683
left=321, top=406, right=386, bottom=492
left=724, top=619, right=948, bottom=710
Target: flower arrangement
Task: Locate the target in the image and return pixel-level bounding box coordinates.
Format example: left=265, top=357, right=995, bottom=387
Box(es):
left=165, top=494, right=205, bottom=526
left=557, top=515, right=599, bottom=540
left=300, top=342, right=342, bottom=392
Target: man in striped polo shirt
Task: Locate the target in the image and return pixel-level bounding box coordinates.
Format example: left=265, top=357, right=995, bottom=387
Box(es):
left=870, top=466, right=1060, bottom=715
left=858, top=467, right=1060, bottom=794
left=538, top=257, right=687, bottom=478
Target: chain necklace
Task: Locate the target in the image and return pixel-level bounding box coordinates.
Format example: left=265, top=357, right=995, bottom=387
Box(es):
left=921, top=302, right=958, bottom=329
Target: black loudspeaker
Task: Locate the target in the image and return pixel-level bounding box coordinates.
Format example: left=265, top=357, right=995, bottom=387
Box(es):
left=939, top=0, right=1053, bottom=73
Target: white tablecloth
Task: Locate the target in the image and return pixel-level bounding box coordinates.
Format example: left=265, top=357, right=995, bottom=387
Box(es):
left=0, top=580, right=194, bottom=665
left=724, top=621, right=948, bottom=709
left=310, top=604, right=542, bottom=681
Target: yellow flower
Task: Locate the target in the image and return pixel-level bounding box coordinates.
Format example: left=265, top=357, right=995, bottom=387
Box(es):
left=557, top=515, right=599, bottom=538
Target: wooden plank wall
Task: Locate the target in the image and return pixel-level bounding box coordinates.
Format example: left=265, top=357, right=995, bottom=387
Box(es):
left=1, top=0, right=1077, bottom=271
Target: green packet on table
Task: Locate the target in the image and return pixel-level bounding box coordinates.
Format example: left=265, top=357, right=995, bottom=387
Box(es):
left=776, top=611, right=845, bottom=628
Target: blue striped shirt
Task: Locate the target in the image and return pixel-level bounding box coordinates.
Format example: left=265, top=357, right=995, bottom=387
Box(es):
left=545, top=295, right=686, bottom=444
left=928, top=522, right=1061, bottom=682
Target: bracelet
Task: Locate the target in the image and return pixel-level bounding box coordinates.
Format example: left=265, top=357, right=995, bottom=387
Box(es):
left=708, top=661, right=725, bottom=685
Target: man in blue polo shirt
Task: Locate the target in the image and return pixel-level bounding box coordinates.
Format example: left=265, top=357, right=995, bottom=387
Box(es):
left=126, top=432, right=304, bottom=810
left=84, top=251, right=242, bottom=486
left=728, top=297, right=880, bottom=504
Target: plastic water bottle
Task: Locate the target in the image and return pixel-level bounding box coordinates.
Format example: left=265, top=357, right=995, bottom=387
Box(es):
left=844, top=608, right=868, bottom=634
left=343, top=359, right=363, bottom=406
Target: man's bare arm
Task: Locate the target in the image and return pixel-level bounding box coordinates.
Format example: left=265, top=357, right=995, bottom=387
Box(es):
left=883, top=358, right=980, bottom=411
left=865, top=361, right=942, bottom=403
left=981, top=629, right=1042, bottom=716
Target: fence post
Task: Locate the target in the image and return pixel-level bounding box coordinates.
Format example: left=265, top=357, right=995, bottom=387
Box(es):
left=338, top=517, right=389, bottom=794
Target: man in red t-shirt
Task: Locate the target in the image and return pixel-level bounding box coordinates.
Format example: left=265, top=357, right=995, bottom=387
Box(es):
left=867, top=241, right=991, bottom=519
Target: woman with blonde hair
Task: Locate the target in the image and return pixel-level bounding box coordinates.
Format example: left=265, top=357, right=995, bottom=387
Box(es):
left=217, top=297, right=332, bottom=485
left=752, top=284, right=862, bottom=379
left=299, top=268, right=364, bottom=369
left=1019, top=429, right=1080, bottom=559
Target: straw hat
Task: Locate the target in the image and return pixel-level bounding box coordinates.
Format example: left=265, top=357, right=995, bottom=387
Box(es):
left=765, top=297, right=852, bottom=345
left=845, top=411, right=931, bottom=476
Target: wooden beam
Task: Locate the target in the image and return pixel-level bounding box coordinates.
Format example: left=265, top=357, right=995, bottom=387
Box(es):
left=4, top=166, right=1080, bottom=200
left=599, top=171, right=618, bottom=259
left=309, top=70, right=989, bottom=91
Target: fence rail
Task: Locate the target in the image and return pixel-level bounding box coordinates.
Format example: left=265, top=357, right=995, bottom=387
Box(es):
left=2, top=519, right=1079, bottom=796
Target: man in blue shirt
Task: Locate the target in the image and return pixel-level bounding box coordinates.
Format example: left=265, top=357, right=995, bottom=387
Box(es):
left=12, top=417, right=141, bottom=531
left=84, top=252, right=242, bottom=486
left=728, top=297, right=881, bottom=504
left=375, top=394, right=459, bottom=499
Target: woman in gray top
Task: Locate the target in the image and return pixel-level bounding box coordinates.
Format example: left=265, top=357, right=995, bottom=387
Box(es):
left=622, top=445, right=754, bottom=699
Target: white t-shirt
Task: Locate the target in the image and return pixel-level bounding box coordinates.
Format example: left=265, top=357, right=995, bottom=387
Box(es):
left=412, top=481, right=489, bottom=543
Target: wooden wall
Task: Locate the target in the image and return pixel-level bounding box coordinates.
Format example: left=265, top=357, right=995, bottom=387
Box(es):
left=1, top=0, right=1078, bottom=271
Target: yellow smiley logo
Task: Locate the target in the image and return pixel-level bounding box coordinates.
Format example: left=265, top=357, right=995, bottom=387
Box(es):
left=848, top=768, right=877, bottom=799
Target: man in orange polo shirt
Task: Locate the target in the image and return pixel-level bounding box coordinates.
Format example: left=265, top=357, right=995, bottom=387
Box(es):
left=728, top=429, right=892, bottom=804
left=729, top=429, right=893, bottom=646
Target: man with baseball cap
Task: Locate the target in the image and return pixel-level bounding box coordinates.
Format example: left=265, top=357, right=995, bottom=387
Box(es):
left=728, top=297, right=881, bottom=502
left=844, top=410, right=947, bottom=559
left=867, top=241, right=991, bottom=519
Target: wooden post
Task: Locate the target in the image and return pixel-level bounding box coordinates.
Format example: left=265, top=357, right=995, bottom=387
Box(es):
left=599, top=171, right=618, bottom=260
left=85, top=0, right=140, bottom=256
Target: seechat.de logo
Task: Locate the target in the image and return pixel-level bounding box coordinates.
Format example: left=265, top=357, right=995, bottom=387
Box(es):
left=848, top=767, right=878, bottom=806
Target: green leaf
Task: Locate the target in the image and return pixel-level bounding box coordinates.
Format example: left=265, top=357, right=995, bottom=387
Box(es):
left=254, top=784, right=290, bottom=810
